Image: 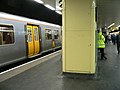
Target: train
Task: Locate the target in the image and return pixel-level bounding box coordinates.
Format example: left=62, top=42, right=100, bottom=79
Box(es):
left=0, top=12, right=62, bottom=68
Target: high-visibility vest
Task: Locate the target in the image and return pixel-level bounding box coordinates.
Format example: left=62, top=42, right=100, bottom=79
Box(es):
left=98, top=32, right=105, bottom=48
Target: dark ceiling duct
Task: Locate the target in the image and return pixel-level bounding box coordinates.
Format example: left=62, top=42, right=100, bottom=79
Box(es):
left=0, top=0, right=62, bottom=26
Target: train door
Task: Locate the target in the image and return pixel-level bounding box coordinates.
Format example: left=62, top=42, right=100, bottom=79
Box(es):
left=26, top=25, right=40, bottom=57
left=33, top=26, right=40, bottom=55
left=52, top=30, right=59, bottom=48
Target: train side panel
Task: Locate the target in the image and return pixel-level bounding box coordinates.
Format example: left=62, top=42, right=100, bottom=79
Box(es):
left=40, top=25, right=53, bottom=53
left=52, top=27, right=62, bottom=48
left=0, top=13, right=62, bottom=67
left=0, top=18, right=27, bottom=67
left=40, top=25, right=61, bottom=53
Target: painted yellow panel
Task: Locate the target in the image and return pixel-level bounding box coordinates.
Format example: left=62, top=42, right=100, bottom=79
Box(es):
left=65, top=31, right=91, bottom=72
left=62, top=0, right=96, bottom=74
left=66, top=0, right=92, bottom=31
left=62, top=0, right=66, bottom=72
left=90, top=31, right=96, bottom=73
left=27, top=25, right=34, bottom=57
left=33, top=26, right=40, bottom=55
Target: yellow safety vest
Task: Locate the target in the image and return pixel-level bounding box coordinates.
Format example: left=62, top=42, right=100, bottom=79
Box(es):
left=98, top=32, right=105, bottom=48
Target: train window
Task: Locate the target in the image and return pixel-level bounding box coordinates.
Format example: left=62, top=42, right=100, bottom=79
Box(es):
left=0, top=24, right=14, bottom=45
left=54, top=30, right=59, bottom=39
left=34, top=28, right=39, bottom=41
left=45, top=29, right=52, bottom=40
left=27, top=27, right=32, bottom=42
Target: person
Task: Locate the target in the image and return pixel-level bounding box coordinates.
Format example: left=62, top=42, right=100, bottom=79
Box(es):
left=105, top=34, right=108, bottom=44
left=111, top=33, right=116, bottom=45
left=98, top=31, right=107, bottom=60
left=5, top=33, right=12, bottom=44
left=108, top=34, right=111, bottom=44
left=103, top=33, right=108, bottom=44
left=116, top=32, right=120, bottom=54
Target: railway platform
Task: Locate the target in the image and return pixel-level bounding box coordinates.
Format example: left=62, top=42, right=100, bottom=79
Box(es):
left=0, top=44, right=120, bottom=90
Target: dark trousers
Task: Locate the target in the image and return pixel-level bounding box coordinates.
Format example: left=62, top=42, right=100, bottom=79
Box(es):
left=99, top=48, right=106, bottom=59
left=117, top=45, right=120, bottom=54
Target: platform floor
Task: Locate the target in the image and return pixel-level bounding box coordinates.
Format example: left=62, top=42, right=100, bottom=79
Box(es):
left=0, top=44, right=120, bottom=90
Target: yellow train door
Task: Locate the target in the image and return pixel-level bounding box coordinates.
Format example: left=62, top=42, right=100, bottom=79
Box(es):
left=33, top=26, right=40, bottom=55
left=26, top=25, right=40, bottom=57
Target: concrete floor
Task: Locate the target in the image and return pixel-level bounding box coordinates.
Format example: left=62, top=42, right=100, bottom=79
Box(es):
left=0, top=44, right=120, bottom=90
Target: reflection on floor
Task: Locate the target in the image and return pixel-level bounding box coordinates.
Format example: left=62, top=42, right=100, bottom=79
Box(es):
left=0, top=44, right=120, bottom=90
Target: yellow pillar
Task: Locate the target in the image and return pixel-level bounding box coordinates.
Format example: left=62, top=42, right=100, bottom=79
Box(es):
left=62, top=0, right=96, bottom=74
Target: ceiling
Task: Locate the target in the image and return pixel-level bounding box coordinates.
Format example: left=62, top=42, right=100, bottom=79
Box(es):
left=42, top=0, right=55, bottom=8
left=96, top=0, right=120, bottom=30
left=0, top=0, right=120, bottom=29
left=44, top=0, right=120, bottom=30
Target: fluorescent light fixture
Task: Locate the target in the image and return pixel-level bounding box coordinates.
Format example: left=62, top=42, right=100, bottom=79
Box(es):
left=45, top=4, right=55, bottom=10
left=56, top=11, right=62, bottom=15
left=116, top=25, right=120, bottom=30
left=34, top=0, right=44, bottom=4
left=56, top=6, right=62, bottom=10
left=117, top=25, right=120, bottom=28
left=108, top=23, right=115, bottom=28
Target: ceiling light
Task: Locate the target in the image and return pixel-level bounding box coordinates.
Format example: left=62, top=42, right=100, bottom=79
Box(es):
left=56, top=6, right=62, bottom=10
left=108, top=23, right=115, bottom=29
left=117, top=25, right=120, bottom=28
left=116, top=25, right=120, bottom=30
left=45, top=4, right=55, bottom=10
left=34, top=0, right=44, bottom=4
left=56, top=11, right=62, bottom=15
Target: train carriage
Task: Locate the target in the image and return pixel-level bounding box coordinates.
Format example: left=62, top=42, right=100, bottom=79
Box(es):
left=0, top=12, right=61, bottom=68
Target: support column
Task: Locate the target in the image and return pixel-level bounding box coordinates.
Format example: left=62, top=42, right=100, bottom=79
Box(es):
left=62, top=0, right=96, bottom=74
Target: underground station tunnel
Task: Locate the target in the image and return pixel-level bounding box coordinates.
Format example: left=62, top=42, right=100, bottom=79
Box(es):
left=0, top=0, right=120, bottom=90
